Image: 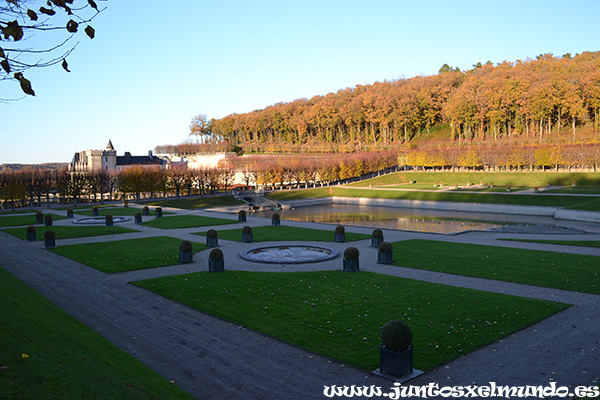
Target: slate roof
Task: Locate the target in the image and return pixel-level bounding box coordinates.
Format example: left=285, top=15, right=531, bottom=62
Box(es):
left=117, top=152, right=165, bottom=166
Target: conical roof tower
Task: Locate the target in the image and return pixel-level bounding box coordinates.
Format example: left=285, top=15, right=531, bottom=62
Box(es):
left=106, top=139, right=114, bottom=151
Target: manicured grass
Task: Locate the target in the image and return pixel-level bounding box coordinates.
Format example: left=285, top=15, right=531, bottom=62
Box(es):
left=0, top=267, right=195, bottom=400
left=194, top=225, right=371, bottom=242
left=49, top=237, right=207, bottom=273
left=545, top=187, right=600, bottom=194
left=2, top=225, right=138, bottom=240
left=145, top=196, right=245, bottom=209
left=349, top=171, right=600, bottom=188
left=134, top=271, right=568, bottom=372
left=142, top=215, right=237, bottom=229
left=0, top=213, right=66, bottom=227
left=390, top=240, right=600, bottom=294
left=76, top=207, right=172, bottom=216
left=0, top=209, right=42, bottom=215
left=268, top=187, right=600, bottom=211
left=500, top=239, right=600, bottom=249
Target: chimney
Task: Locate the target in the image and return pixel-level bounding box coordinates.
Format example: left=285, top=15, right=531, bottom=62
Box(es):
left=148, top=150, right=153, bottom=157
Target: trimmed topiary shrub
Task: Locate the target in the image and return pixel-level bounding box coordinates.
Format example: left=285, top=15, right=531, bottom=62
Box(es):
left=179, top=240, right=193, bottom=264
left=344, top=246, right=359, bottom=260
left=134, top=212, right=142, bottom=224
left=242, top=226, right=252, bottom=234
left=238, top=209, right=247, bottom=222
left=26, top=225, right=36, bottom=242
left=242, top=225, right=253, bottom=243
left=206, top=229, right=218, bottom=239
left=105, top=214, right=113, bottom=226
left=179, top=240, right=193, bottom=252
left=66, top=209, right=74, bottom=218
left=378, top=241, right=393, bottom=253
left=271, top=212, right=280, bottom=226
left=35, top=211, right=43, bottom=224
left=44, top=214, right=53, bottom=226
left=44, top=230, right=55, bottom=240
left=371, top=228, right=384, bottom=247
left=206, top=229, right=218, bottom=247
left=92, top=206, right=99, bottom=216
left=142, top=206, right=150, bottom=216
left=209, top=248, right=224, bottom=261
left=43, top=230, right=56, bottom=249
left=155, top=207, right=163, bottom=218
left=380, top=320, right=413, bottom=352
left=334, top=225, right=346, bottom=243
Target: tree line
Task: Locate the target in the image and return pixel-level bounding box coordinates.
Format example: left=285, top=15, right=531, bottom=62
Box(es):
left=197, top=52, right=600, bottom=149
left=0, top=152, right=398, bottom=208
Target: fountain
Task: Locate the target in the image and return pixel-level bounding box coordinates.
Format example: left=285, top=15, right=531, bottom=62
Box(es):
left=240, top=245, right=338, bottom=264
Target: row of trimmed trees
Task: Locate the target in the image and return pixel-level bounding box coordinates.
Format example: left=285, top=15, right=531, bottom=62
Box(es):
left=401, top=143, right=600, bottom=171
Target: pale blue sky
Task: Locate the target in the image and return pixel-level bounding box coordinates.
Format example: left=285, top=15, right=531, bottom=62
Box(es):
left=2, top=0, right=599, bottom=164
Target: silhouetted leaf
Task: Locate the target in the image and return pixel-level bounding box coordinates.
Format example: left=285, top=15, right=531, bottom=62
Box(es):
left=39, top=7, right=56, bottom=16
left=27, top=9, right=39, bottom=21
left=62, top=58, right=70, bottom=72
left=2, top=20, right=24, bottom=41
left=14, top=73, right=35, bottom=96
left=84, top=25, right=95, bottom=39
left=1, top=59, right=10, bottom=74
left=66, top=20, right=78, bottom=33
left=88, top=0, right=98, bottom=11
left=0, top=47, right=5, bottom=59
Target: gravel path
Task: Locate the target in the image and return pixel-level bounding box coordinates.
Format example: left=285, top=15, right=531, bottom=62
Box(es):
left=2, top=205, right=600, bottom=399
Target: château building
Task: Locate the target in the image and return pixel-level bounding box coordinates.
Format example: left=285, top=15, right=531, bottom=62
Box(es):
left=69, top=140, right=170, bottom=173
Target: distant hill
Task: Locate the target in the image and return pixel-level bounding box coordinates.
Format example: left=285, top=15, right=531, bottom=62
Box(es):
left=0, top=163, right=67, bottom=172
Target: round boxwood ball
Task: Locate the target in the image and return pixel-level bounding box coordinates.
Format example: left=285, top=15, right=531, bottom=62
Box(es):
left=143, top=206, right=149, bottom=211
left=242, top=226, right=252, bottom=234
left=105, top=214, right=113, bottom=222
left=209, top=248, right=224, bottom=261
left=378, top=241, right=393, bottom=253
left=272, top=213, right=280, bottom=220
left=343, top=246, right=359, bottom=260
left=206, top=229, right=218, bottom=239
left=238, top=210, right=246, bottom=217
left=35, top=211, right=43, bottom=219
left=179, top=240, right=193, bottom=252
left=372, top=229, right=383, bottom=238
left=44, top=214, right=52, bottom=222
left=44, top=230, right=55, bottom=240
left=380, top=320, right=413, bottom=352
left=335, top=225, right=345, bottom=234
left=134, top=212, right=142, bottom=218
left=27, top=225, right=36, bottom=234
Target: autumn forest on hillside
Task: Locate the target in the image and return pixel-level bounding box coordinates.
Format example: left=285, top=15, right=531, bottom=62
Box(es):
left=158, top=52, right=600, bottom=171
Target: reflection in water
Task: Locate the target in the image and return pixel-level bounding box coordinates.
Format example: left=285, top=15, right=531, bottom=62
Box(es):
left=253, top=204, right=566, bottom=234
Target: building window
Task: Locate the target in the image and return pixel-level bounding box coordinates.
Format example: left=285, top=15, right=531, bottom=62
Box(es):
left=105, top=157, right=108, bottom=162
left=106, top=166, right=108, bottom=170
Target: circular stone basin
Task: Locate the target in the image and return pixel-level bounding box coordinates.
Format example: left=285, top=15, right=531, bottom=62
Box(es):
left=240, top=245, right=339, bottom=264
left=73, top=216, right=130, bottom=224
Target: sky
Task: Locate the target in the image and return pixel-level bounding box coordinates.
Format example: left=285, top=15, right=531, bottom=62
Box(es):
left=2, top=0, right=600, bottom=164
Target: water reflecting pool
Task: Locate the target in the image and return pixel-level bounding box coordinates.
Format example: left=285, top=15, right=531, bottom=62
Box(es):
left=253, top=204, right=589, bottom=234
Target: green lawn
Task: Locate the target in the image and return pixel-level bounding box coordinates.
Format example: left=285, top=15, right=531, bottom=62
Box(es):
left=76, top=207, right=172, bottom=216
left=349, top=171, right=600, bottom=188
left=0, top=213, right=66, bottom=227
left=194, top=225, right=371, bottom=242
left=268, top=187, right=600, bottom=211
left=142, top=215, right=237, bottom=229
left=0, top=267, right=195, bottom=400
left=134, top=270, right=568, bottom=372
left=145, top=196, right=245, bottom=209
left=500, top=239, right=600, bottom=249
left=2, top=225, right=138, bottom=240
left=389, top=240, right=600, bottom=294
left=49, top=237, right=207, bottom=273
left=545, top=187, right=600, bottom=194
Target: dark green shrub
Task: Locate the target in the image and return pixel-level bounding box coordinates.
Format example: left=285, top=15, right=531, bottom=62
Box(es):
left=335, top=225, right=345, bottom=234
left=44, top=214, right=52, bottom=223
left=143, top=206, right=149, bottom=212
left=26, top=225, right=36, bottom=234
left=134, top=212, right=142, bottom=218
left=44, top=230, right=55, bottom=240
left=238, top=210, right=246, bottom=217
left=209, top=248, right=223, bottom=261
left=93, top=206, right=98, bottom=212
left=343, top=246, right=359, bottom=260
left=35, top=211, right=43, bottom=219
left=380, top=320, right=413, bottom=352
left=372, top=229, right=383, bottom=239
left=242, top=226, right=252, bottom=234
left=206, top=229, right=218, bottom=239
left=378, top=241, right=393, bottom=253
left=179, top=240, right=193, bottom=252
left=105, top=214, right=113, bottom=222
left=272, top=213, right=280, bottom=220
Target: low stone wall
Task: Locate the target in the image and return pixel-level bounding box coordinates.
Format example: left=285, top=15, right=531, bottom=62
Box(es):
left=554, top=209, right=600, bottom=224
